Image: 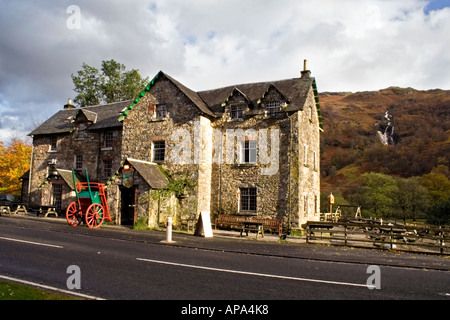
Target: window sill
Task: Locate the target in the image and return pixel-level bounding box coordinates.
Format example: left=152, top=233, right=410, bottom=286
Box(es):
left=149, top=118, right=168, bottom=122
left=232, top=163, right=257, bottom=169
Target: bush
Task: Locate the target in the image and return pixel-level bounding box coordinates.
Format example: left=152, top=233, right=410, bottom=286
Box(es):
left=426, top=197, right=450, bottom=226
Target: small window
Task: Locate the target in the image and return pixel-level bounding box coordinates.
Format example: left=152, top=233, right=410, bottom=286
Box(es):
left=303, top=144, right=308, bottom=166
left=52, top=184, right=62, bottom=211
left=266, top=101, right=281, bottom=116
left=152, top=141, right=165, bottom=162
left=76, top=123, right=87, bottom=139
left=303, top=194, right=308, bottom=216
left=313, top=151, right=317, bottom=170
left=231, top=105, right=243, bottom=119
left=242, top=140, right=257, bottom=164
left=104, top=132, right=113, bottom=148
left=156, top=105, right=167, bottom=119
left=75, top=154, right=83, bottom=170
left=314, top=195, right=318, bottom=214
left=240, top=188, right=257, bottom=212
left=104, top=160, right=112, bottom=177
left=49, top=136, right=57, bottom=151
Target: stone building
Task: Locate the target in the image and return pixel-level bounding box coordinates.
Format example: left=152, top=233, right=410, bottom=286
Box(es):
left=27, top=64, right=323, bottom=231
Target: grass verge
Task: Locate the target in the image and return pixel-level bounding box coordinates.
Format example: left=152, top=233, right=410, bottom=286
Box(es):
left=0, top=280, right=81, bottom=300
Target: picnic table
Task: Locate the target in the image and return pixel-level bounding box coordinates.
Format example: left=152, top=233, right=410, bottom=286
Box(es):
left=240, top=221, right=264, bottom=239
left=38, top=206, right=58, bottom=218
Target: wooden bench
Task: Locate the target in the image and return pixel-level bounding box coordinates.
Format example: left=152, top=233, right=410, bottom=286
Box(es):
left=215, top=215, right=249, bottom=230
left=215, top=215, right=283, bottom=236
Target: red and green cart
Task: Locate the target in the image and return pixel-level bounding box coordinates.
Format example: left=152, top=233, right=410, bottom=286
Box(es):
left=66, top=170, right=111, bottom=229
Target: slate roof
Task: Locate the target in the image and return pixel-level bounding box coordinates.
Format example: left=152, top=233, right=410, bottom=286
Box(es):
left=105, top=158, right=169, bottom=190
left=32, top=70, right=323, bottom=136
left=127, top=158, right=169, bottom=189
left=118, top=70, right=321, bottom=125
left=29, top=100, right=132, bottom=136
left=197, top=74, right=315, bottom=115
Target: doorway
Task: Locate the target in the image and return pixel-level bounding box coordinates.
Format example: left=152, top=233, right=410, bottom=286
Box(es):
left=120, top=186, right=137, bottom=226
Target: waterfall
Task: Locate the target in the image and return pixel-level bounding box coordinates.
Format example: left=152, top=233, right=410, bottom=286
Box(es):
left=376, top=110, right=395, bottom=145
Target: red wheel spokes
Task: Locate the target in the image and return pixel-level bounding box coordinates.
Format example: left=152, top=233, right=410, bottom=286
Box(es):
left=66, top=202, right=81, bottom=226
left=85, top=203, right=105, bottom=229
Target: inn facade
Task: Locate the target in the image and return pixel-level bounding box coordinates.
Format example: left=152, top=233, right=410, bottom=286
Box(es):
left=27, top=64, right=323, bottom=231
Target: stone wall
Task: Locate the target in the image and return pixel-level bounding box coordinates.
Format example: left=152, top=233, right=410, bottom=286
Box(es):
left=29, top=123, right=122, bottom=213
left=119, top=76, right=211, bottom=225
left=296, top=86, right=321, bottom=226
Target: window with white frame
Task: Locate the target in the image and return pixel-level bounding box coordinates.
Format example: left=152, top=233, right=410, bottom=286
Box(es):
left=49, top=136, right=57, bottom=151
left=152, top=140, right=166, bottom=162
left=240, top=187, right=257, bottom=212
left=266, top=101, right=281, bottom=116
left=104, top=131, right=113, bottom=148
left=241, top=140, right=257, bottom=164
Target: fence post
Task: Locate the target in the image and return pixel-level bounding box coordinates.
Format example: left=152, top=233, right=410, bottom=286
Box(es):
left=390, top=226, right=393, bottom=250
left=306, top=224, right=310, bottom=244
left=344, top=225, right=348, bottom=247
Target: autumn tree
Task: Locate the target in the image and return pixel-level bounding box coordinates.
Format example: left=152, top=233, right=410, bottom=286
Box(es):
left=72, top=59, right=149, bottom=107
left=0, top=138, right=32, bottom=197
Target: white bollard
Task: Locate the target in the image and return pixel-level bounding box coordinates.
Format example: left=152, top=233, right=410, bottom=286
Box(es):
left=166, top=217, right=173, bottom=243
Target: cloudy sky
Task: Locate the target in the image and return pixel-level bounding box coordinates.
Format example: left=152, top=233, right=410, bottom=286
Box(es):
left=1, top=0, right=449, bottom=143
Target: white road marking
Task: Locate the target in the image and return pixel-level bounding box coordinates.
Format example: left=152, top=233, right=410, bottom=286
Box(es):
left=0, top=236, right=63, bottom=249
left=0, top=275, right=105, bottom=300
left=137, top=258, right=368, bottom=288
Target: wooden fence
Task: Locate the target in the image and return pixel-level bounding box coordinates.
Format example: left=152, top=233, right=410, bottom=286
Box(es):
left=303, top=220, right=450, bottom=255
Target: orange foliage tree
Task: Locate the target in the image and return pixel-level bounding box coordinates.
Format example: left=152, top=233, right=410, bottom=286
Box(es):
left=0, top=138, right=32, bottom=197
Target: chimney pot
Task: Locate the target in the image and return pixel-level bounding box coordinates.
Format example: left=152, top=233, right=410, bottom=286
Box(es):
left=64, top=98, right=76, bottom=109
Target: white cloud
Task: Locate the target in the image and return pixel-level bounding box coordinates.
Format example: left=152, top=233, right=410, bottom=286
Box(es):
left=0, top=0, right=449, bottom=141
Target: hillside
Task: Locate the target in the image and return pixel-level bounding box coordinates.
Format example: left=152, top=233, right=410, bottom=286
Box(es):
left=319, top=87, right=450, bottom=194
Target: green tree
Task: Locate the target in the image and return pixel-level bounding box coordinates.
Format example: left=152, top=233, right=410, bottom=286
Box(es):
left=354, top=172, right=398, bottom=218
left=426, top=197, right=450, bottom=226
left=420, top=171, right=450, bottom=203
left=71, top=59, right=149, bottom=107
left=393, top=177, right=429, bottom=223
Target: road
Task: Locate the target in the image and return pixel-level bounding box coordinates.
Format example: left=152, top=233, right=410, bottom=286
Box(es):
left=0, top=215, right=449, bottom=305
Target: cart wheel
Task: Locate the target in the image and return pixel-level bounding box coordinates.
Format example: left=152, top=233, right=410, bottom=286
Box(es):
left=86, top=203, right=105, bottom=229
left=66, top=202, right=81, bottom=227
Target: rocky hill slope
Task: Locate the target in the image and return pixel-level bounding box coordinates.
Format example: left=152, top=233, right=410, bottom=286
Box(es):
left=319, top=87, right=450, bottom=192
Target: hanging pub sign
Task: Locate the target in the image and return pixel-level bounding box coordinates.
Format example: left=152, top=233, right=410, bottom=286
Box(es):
left=122, top=164, right=134, bottom=188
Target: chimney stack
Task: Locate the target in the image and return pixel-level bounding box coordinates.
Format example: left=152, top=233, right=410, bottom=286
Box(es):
left=301, top=59, right=311, bottom=78
left=64, top=98, right=76, bottom=109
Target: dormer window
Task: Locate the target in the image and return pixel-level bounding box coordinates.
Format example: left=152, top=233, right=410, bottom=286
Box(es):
left=230, top=105, right=243, bottom=120
left=75, top=123, right=87, bottom=140
left=266, top=101, right=281, bottom=116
